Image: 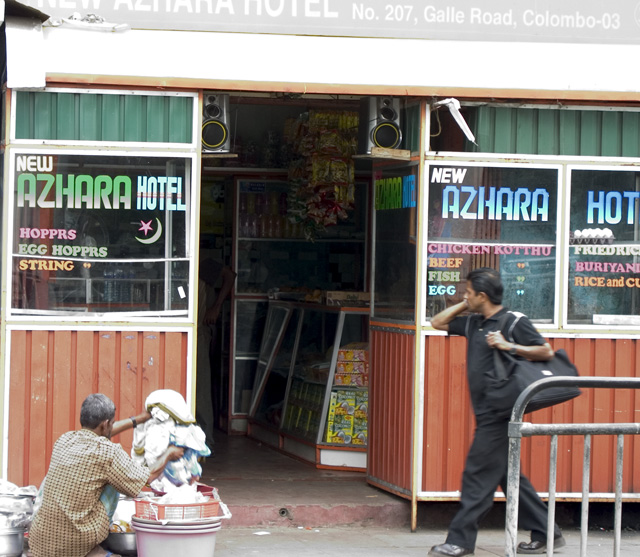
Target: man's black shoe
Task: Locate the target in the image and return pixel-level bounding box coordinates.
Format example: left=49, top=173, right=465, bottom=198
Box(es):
left=428, top=543, right=474, bottom=556
left=517, top=535, right=566, bottom=554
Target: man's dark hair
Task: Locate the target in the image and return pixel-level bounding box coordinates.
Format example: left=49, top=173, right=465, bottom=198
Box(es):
left=80, top=394, right=116, bottom=429
left=467, top=267, right=503, bottom=304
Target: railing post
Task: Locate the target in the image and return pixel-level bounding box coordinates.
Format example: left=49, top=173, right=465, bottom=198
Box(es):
left=614, top=434, right=624, bottom=557
left=581, top=434, right=591, bottom=557
left=546, top=434, right=558, bottom=557
left=506, top=422, right=523, bottom=557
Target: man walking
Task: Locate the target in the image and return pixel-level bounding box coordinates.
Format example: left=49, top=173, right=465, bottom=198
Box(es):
left=429, top=267, right=565, bottom=556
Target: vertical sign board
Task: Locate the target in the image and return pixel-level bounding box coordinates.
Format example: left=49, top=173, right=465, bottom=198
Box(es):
left=11, top=153, right=191, bottom=315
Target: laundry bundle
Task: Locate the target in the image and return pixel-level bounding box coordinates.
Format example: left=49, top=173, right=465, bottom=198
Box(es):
left=132, top=389, right=211, bottom=492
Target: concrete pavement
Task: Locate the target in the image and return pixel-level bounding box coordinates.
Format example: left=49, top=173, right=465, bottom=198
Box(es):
left=203, top=433, right=640, bottom=556
left=214, top=524, right=640, bottom=556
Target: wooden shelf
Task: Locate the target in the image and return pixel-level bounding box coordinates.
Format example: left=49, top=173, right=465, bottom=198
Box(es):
left=202, top=152, right=238, bottom=158
left=352, top=146, right=412, bottom=161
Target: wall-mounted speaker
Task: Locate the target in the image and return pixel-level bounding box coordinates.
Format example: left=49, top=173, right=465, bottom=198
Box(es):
left=202, top=93, right=230, bottom=153
left=358, top=97, right=402, bottom=154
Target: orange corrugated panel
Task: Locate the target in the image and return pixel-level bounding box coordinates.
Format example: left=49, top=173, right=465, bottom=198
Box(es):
left=165, top=332, right=188, bottom=394
left=368, top=328, right=414, bottom=494
left=29, top=330, right=49, bottom=485
left=119, top=332, right=142, bottom=450
left=423, top=334, right=474, bottom=493
left=8, top=331, right=28, bottom=486
left=6, top=329, right=189, bottom=487
left=419, top=336, right=640, bottom=498
left=51, top=330, right=74, bottom=453
left=142, top=332, right=163, bottom=394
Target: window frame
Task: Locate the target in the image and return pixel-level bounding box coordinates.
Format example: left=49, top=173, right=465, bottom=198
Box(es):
left=422, top=158, right=564, bottom=330
left=5, top=147, right=199, bottom=323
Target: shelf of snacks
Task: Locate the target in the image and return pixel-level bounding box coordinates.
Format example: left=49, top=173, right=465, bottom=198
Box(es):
left=247, top=301, right=369, bottom=470
left=229, top=107, right=369, bottom=436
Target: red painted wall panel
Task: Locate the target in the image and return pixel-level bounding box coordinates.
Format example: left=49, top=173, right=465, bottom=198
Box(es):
left=7, top=329, right=189, bottom=487
left=368, top=330, right=640, bottom=498
left=419, top=336, right=640, bottom=496
left=368, top=328, right=415, bottom=494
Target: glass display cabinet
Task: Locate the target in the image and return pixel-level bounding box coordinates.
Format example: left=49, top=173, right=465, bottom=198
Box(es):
left=248, top=301, right=369, bottom=470
left=229, top=177, right=368, bottom=434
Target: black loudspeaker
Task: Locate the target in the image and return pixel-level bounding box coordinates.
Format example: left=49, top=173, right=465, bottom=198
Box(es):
left=358, top=96, right=402, bottom=154
left=202, top=93, right=230, bottom=153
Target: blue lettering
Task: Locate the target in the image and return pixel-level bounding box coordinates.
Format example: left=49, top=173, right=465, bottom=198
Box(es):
left=439, top=185, right=549, bottom=222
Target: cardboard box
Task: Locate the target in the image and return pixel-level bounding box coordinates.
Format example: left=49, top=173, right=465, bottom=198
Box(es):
left=336, top=360, right=368, bottom=374
left=337, top=342, right=369, bottom=362
left=334, top=373, right=369, bottom=387
left=352, top=425, right=368, bottom=446
left=327, top=413, right=354, bottom=444
left=325, top=392, right=338, bottom=442
left=335, top=389, right=356, bottom=416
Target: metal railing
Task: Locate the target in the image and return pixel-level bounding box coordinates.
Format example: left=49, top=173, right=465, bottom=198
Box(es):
left=506, top=377, right=640, bottom=557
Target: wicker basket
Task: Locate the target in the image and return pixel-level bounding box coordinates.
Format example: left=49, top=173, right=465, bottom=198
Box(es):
left=134, top=487, right=220, bottom=521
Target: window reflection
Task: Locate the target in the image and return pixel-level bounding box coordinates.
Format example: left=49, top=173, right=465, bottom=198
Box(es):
left=373, top=168, right=417, bottom=322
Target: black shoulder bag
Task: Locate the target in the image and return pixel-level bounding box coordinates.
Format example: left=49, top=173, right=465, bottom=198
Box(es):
left=484, top=312, right=581, bottom=417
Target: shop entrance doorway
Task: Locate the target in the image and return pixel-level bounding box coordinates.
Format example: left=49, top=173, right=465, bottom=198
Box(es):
left=196, top=93, right=383, bottom=466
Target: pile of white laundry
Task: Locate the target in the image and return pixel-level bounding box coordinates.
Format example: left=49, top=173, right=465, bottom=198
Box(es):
left=131, top=389, right=211, bottom=493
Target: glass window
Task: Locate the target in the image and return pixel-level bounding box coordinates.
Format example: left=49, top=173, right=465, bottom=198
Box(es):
left=426, top=163, right=559, bottom=323
left=372, top=166, right=418, bottom=322
left=568, top=167, right=640, bottom=325
left=11, top=152, right=193, bottom=316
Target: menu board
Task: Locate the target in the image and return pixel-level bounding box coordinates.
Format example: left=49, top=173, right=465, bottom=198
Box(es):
left=568, top=167, right=640, bottom=325
left=426, top=163, right=559, bottom=322
left=11, top=152, right=192, bottom=314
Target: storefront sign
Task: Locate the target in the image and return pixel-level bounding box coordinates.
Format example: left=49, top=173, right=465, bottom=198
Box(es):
left=426, top=163, right=558, bottom=322
left=11, top=152, right=192, bottom=314
left=23, top=0, right=640, bottom=44
left=568, top=167, right=640, bottom=324
left=374, top=174, right=415, bottom=210
left=428, top=164, right=558, bottom=240
left=587, top=190, right=640, bottom=224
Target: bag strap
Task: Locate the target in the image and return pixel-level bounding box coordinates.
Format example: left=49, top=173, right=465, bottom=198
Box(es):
left=492, top=311, right=518, bottom=381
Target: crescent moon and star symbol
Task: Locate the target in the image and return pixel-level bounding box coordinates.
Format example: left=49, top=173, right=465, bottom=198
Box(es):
left=136, top=218, right=163, bottom=244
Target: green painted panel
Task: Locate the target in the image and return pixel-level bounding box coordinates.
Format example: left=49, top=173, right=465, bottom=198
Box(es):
left=537, top=110, right=558, bottom=155
left=33, top=93, right=53, bottom=140
left=169, top=96, right=192, bottom=144
left=15, top=92, right=33, bottom=139
left=514, top=109, right=536, bottom=154
left=468, top=106, right=640, bottom=158
left=600, top=112, right=622, bottom=157
left=146, top=96, right=167, bottom=142
left=579, top=111, right=600, bottom=156
left=621, top=112, right=640, bottom=158
left=493, top=108, right=515, bottom=153
left=102, top=95, right=123, bottom=141
left=473, top=107, right=496, bottom=152
left=124, top=96, right=146, bottom=142
left=56, top=94, right=77, bottom=140
left=558, top=111, right=579, bottom=156
left=79, top=94, right=100, bottom=141
left=14, top=91, right=193, bottom=144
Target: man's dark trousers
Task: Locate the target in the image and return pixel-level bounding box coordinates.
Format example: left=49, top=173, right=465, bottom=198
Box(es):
left=445, top=415, right=561, bottom=550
